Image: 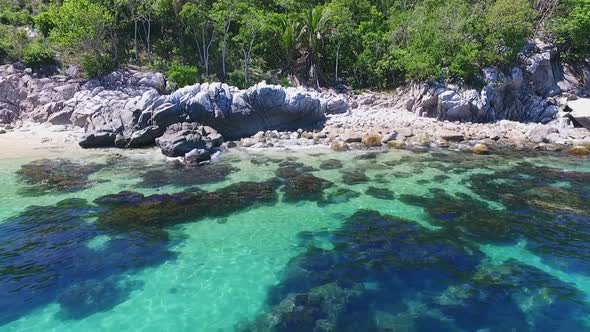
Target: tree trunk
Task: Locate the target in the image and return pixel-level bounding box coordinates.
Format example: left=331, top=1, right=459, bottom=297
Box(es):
left=335, top=42, right=341, bottom=82
left=134, top=19, right=138, bottom=61
left=201, top=29, right=209, bottom=76
left=221, top=19, right=230, bottom=81
left=142, top=17, right=152, bottom=65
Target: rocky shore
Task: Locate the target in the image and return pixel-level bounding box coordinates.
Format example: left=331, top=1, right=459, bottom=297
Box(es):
left=1, top=39, right=590, bottom=162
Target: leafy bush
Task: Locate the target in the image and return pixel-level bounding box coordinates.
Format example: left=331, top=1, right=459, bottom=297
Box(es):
left=0, top=24, right=30, bottom=63
left=227, top=70, right=246, bottom=89
left=23, top=42, right=57, bottom=69
left=554, top=0, right=590, bottom=60
left=34, top=11, right=55, bottom=38
left=480, top=0, right=535, bottom=66
left=166, top=62, right=198, bottom=87
left=81, top=54, right=117, bottom=78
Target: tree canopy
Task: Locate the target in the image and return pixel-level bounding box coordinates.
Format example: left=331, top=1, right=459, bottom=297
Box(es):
left=0, top=0, right=588, bottom=89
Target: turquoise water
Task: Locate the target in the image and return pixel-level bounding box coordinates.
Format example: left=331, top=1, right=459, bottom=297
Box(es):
left=0, top=145, right=589, bottom=331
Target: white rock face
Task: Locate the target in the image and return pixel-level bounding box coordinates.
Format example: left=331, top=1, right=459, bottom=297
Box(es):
left=566, top=98, right=590, bottom=130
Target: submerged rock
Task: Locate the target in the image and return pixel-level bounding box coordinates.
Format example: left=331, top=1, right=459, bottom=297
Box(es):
left=16, top=159, right=105, bottom=195
left=138, top=163, right=237, bottom=188
left=276, top=161, right=332, bottom=203
left=319, top=159, right=344, bottom=170
left=96, top=180, right=279, bottom=228
left=365, top=186, right=395, bottom=200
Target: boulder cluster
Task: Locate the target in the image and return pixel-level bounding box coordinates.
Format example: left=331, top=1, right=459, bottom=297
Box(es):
left=1, top=39, right=589, bottom=159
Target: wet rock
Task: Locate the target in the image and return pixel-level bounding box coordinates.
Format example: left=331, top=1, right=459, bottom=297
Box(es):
left=380, top=133, right=396, bottom=144
left=185, top=148, right=212, bottom=164
left=471, top=144, right=489, bottom=155
left=361, top=134, right=382, bottom=147
left=127, top=125, right=163, bottom=148
left=568, top=145, right=589, bottom=156
left=58, top=278, right=143, bottom=319
left=387, top=140, right=406, bottom=149
left=319, top=187, right=361, bottom=205
left=0, top=198, right=174, bottom=324
left=331, top=142, right=350, bottom=152
left=79, top=131, right=116, bottom=148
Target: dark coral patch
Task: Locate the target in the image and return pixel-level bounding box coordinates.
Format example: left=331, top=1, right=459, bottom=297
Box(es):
left=16, top=159, right=106, bottom=196
left=245, top=209, right=590, bottom=331
left=365, top=187, right=395, bottom=200
left=340, top=169, right=369, bottom=185
left=318, top=187, right=361, bottom=206
left=96, top=181, right=279, bottom=228
left=0, top=199, right=174, bottom=325
left=319, top=159, right=344, bottom=170
left=244, top=210, right=482, bottom=331
left=138, top=163, right=237, bottom=188
left=275, top=161, right=332, bottom=203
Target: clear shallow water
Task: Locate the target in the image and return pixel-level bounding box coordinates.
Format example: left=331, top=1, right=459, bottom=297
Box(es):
left=0, top=146, right=589, bottom=331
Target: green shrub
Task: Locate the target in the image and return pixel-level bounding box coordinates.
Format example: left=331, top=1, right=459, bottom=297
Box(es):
left=554, top=0, right=590, bottom=60
left=23, top=42, right=57, bottom=69
left=34, top=11, right=55, bottom=38
left=227, top=70, right=246, bottom=89
left=81, top=54, right=117, bottom=78
left=166, top=62, right=198, bottom=87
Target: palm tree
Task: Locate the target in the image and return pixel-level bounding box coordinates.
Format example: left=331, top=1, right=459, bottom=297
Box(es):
left=300, top=6, right=331, bottom=89
left=278, top=19, right=300, bottom=70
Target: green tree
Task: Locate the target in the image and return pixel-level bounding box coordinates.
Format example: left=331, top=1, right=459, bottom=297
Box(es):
left=180, top=2, right=216, bottom=76
left=300, top=6, right=331, bottom=88
left=554, top=0, right=590, bottom=60
left=234, top=5, right=266, bottom=85
left=49, top=0, right=117, bottom=76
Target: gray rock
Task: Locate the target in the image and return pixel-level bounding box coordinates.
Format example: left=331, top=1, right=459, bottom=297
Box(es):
left=79, top=131, right=116, bottom=148
left=528, top=125, right=558, bottom=143
left=47, top=109, right=73, bottom=125
left=156, top=123, right=208, bottom=157
left=0, top=109, right=15, bottom=124
left=185, top=148, right=211, bottom=163
left=438, top=130, right=465, bottom=142
left=566, top=98, right=590, bottom=130
left=324, top=96, right=349, bottom=114
left=381, top=133, right=397, bottom=143
left=546, top=133, right=566, bottom=145
left=393, top=128, right=413, bottom=138
left=344, top=135, right=362, bottom=143
left=127, top=125, right=163, bottom=148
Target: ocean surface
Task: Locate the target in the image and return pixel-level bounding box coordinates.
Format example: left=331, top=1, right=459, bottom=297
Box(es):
left=0, top=145, right=589, bottom=331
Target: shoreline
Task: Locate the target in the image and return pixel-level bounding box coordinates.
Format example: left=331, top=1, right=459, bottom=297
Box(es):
left=2, top=110, right=589, bottom=162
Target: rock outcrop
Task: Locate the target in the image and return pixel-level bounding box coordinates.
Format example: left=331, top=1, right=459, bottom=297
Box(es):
left=395, top=40, right=589, bottom=125
left=80, top=82, right=328, bottom=152
left=566, top=98, right=590, bottom=130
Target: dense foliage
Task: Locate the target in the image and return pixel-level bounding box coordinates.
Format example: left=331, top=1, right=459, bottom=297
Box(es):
left=0, top=0, right=588, bottom=88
